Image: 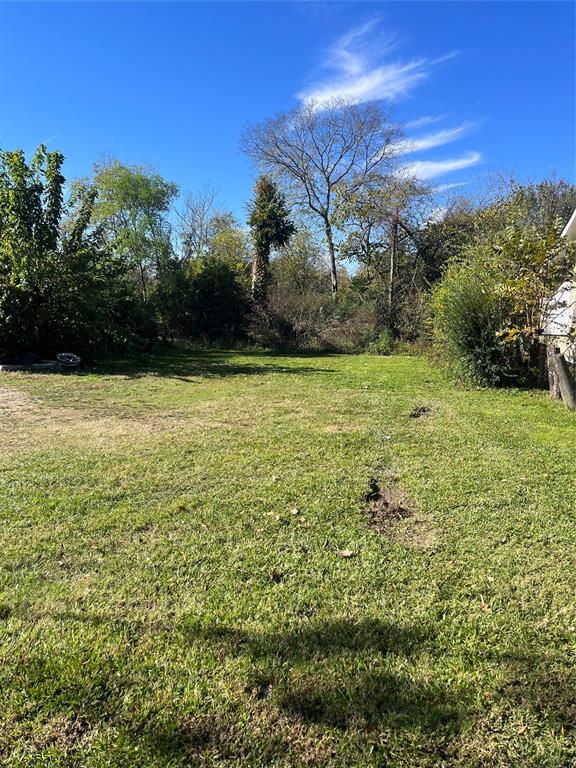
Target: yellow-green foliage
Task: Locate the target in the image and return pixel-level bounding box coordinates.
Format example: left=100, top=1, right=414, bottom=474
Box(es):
left=433, top=190, right=576, bottom=386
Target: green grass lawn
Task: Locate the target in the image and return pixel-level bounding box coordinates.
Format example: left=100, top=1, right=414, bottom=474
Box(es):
left=1, top=346, right=575, bottom=767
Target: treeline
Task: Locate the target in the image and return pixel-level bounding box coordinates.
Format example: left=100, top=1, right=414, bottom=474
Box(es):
left=1, top=99, right=575, bottom=387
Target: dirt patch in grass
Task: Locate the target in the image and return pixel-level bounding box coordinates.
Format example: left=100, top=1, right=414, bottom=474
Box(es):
left=365, top=480, right=415, bottom=525
left=364, top=479, right=437, bottom=550
left=0, top=386, right=267, bottom=453
left=0, top=386, right=39, bottom=414
left=409, top=404, right=433, bottom=419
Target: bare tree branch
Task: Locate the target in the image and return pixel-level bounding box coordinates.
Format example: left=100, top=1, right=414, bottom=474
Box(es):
left=241, top=98, right=402, bottom=295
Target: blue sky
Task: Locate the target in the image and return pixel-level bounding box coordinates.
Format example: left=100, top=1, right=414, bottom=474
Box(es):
left=1, top=1, right=574, bottom=220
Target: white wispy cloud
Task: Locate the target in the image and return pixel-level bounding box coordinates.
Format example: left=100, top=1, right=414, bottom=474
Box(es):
left=405, top=115, right=444, bottom=129
left=434, top=181, right=470, bottom=192
left=392, top=122, right=475, bottom=155
left=426, top=205, right=448, bottom=224
left=297, top=19, right=450, bottom=108
left=402, top=151, right=482, bottom=180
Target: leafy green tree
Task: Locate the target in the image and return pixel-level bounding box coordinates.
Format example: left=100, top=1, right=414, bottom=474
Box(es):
left=416, top=201, right=478, bottom=284
left=186, top=260, right=249, bottom=342
left=419, top=178, right=576, bottom=286
left=207, top=219, right=251, bottom=276
left=179, top=189, right=251, bottom=279
left=148, top=257, right=190, bottom=341
left=85, top=160, right=178, bottom=301
left=175, top=199, right=252, bottom=343
left=271, top=229, right=328, bottom=295
left=0, top=146, right=134, bottom=356
left=247, top=175, right=295, bottom=305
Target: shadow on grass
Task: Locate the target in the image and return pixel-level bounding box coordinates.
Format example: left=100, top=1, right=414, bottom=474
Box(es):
left=8, top=614, right=462, bottom=764
left=93, top=344, right=336, bottom=381
left=8, top=612, right=575, bottom=764
left=489, top=648, right=576, bottom=731
left=183, top=617, right=462, bottom=731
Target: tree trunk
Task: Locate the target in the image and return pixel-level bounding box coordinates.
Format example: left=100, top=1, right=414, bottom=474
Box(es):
left=388, top=209, right=399, bottom=334
left=324, top=219, right=338, bottom=297
left=546, top=342, right=562, bottom=399
left=251, top=247, right=269, bottom=306
left=139, top=262, right=147, bottom=302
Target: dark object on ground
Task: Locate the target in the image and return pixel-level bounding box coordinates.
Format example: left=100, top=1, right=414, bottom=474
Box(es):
left=364, top=480, right=416, bottom=531
left=0, top=352, right=57, bottom=372
left=56, top=353, right=81, bottom=372
left=409, top=405, right=432, bottom=418
left=0, top=352, right=42, bottom=366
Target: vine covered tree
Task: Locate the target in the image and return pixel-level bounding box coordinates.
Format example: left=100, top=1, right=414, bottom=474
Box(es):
left=247, top=174, right=295, bottom=304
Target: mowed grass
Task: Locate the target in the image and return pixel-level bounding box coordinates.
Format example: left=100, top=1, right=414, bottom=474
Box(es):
left=0, top=346, right=575, bottom=767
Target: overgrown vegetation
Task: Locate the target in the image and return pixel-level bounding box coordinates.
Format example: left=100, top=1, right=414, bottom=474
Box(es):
left=432, top=181, right=576, bottom=386
left=1, top=107, right=575, bottom=386
left=1, top=348, right=575, bottom=766
left=433, top=258, right=510, bottom=386
left=0, top=147, right=136, bottom=356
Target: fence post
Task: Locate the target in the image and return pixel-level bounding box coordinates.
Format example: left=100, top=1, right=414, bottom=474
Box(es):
left=547, top=343, right=562, bottom=399
left=553, top=351, right=576, bottom=410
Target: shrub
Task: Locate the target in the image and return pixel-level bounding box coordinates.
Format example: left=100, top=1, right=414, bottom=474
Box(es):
left=184, top=259, right=249, bottom=343
left=366, top=329, right=397, bottom=356
left=265, top=289, right=331, bottom=350
left=432, top=192, right=576, bottom=388
left=246, top=304, right=298, bottom=350
left=321, top=304, right=379, bottom=353
left=432, top=259, right=516, bottom=386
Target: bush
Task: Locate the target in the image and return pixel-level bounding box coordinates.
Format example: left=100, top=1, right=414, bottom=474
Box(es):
left=249, top=293, right=387, bottom=355
left=432, top=259, right=515, bottom=386
left=321, top=305, right=379, bottom=353
left=432, top=193, right=576, bottom=388
left=265, top=289, right=331, bottom=349
left=366, top=329, right=396, bottom=356
left=184, top=259, right=249, bottom=343
left=246, top=304, right=298, bottom=350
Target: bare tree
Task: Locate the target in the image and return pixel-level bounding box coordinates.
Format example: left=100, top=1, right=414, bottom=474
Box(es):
left=177, top=184, right=223, bottom=261
left=338, top=174, right=430, bottom=333
left=241, top=98, right=401, bottom=296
